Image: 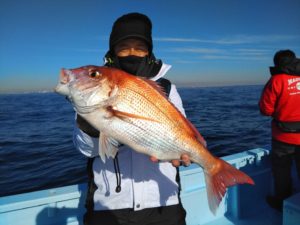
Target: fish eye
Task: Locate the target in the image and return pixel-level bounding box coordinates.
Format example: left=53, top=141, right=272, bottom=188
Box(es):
left=89, top=70, right=101, bottom=78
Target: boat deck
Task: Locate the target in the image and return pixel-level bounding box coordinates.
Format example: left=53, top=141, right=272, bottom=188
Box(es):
left=1, top=148, right=299, bottom=225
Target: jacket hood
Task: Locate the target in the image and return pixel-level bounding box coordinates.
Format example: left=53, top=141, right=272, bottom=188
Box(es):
left=270, top=58, right=300, bottom=76
left=150, top=63, right=171, bottom=81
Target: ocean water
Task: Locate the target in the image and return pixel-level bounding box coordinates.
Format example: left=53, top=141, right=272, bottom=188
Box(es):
left=0, top=85, right=271, bottom=197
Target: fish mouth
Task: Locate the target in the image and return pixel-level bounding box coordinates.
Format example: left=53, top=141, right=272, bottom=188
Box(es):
left=54, top=69, right=74, bottom=95
left=59, top=69, right=75, bottom=85
left=54, top=67, right=105, bottom=114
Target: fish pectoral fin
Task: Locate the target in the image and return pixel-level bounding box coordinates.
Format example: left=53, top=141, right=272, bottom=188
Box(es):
left=107, top=106, right=159, bottom=123
left=98, top=133, right=119, bottom=162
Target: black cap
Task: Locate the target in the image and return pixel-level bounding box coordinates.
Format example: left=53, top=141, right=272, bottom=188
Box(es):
left=109, top=13, right=153, bottom=53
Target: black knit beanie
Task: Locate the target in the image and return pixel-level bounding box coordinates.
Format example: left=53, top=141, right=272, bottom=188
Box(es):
left=270, top=49, right=300, bottom=76
left=109, top=13, right=153, bottom=53
left=273, top=49, right=296, bottom=67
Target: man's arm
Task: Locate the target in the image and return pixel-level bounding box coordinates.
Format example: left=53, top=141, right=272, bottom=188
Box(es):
left=259, top=78, right=278, bottom=117
left=73, top=114, right=99, bottom=158
left=76, top=115, right=100, bottom=137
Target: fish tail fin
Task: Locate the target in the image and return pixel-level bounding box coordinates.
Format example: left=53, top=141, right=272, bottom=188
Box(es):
left=204, top=158, right=255, bottom=214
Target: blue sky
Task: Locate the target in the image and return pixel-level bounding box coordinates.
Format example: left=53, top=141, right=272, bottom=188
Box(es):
left=1, top=0, right=300, bottom=93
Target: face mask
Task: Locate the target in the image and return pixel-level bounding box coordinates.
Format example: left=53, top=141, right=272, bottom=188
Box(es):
left=104, top=51, right=162, bottom=78
left=117, top=55, right=145, bottom=75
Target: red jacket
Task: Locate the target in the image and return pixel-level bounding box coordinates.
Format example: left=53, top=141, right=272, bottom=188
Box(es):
left=259, top=73, right=300, bottom=145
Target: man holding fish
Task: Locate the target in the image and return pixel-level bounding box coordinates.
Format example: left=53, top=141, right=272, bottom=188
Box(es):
left=56, top=12, right=254, bottom=225
left=73, top=13, right=189, bottom=225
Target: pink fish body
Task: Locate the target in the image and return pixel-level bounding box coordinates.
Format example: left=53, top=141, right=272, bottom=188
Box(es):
left=55, top=65, right=254, bottom=214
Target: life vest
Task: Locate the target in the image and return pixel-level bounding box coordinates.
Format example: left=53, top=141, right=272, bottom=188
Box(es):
left=273, top=119, right=300, bottom=133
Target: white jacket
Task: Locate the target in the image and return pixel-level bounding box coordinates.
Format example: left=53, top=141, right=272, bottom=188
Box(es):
left=73, top=64, right=186, bottom=211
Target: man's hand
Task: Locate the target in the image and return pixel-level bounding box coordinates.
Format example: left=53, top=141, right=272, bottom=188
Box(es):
left=150, top=154, right=191, bottom=167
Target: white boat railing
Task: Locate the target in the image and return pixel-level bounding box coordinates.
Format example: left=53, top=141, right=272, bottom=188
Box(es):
left=1, top=148, right=299, bottom=225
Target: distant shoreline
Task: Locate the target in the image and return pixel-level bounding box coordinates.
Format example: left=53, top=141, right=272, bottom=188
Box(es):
left=0, top=83, right=265, bottom=95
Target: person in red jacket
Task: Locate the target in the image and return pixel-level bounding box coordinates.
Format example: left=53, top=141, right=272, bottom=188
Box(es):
left=259, top=49, right=300, bottom=212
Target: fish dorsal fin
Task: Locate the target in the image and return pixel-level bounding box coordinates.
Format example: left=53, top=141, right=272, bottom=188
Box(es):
left=142, top=78, right=168, bottom=99
left=98, top=133, right=119, bottom=162
left=107, top=106, right=159, bottom=123
left=186, top=119, right=207, bottom=147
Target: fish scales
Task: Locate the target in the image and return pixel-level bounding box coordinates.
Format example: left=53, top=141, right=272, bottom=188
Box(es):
left=104, top=107, right=175, bottom=158
left=120, top=78, right=185, bottom=127
left=114, top=86, right=183, bottom=157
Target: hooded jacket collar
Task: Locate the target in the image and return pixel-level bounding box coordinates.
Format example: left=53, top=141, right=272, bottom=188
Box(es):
left=150, top=63, right=171, bottom=81
left=270, top=58, right=300, bottom=76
